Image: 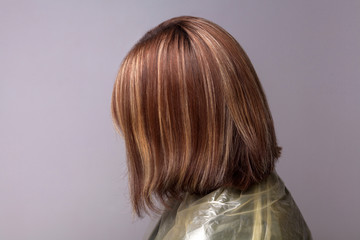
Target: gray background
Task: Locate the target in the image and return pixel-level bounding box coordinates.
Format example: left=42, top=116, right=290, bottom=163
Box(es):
left=1, top=0, right=359, bottom=239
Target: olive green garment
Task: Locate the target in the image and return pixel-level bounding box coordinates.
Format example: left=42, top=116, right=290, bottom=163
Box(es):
left=148, top=171, right=312, bottom=240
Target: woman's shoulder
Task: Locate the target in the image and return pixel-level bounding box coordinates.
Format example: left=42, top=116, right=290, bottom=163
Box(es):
left=149, top=172, right=312, bottom=240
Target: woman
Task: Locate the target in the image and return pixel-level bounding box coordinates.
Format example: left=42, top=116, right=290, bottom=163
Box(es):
left=111, top=16, right=311, bottom=239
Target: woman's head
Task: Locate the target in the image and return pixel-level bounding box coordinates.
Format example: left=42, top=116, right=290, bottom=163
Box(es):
left=111, top=16, right=281, bottom=216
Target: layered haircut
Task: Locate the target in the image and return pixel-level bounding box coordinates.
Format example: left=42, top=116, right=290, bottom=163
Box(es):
left=111, top=16, right=281, bottom=216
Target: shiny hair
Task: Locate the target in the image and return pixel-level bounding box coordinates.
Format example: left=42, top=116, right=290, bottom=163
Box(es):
left=111, top=16, right=281, bottom=216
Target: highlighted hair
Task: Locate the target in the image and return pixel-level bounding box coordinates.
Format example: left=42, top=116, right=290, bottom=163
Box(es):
left=111, top=16, right=281, bottom=216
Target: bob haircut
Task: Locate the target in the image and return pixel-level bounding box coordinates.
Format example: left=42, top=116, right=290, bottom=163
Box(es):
left=111, top=16, right=281, bottom=216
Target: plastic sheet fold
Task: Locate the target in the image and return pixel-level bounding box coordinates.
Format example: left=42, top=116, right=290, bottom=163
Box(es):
left=149, top=171, right=312, bottom=240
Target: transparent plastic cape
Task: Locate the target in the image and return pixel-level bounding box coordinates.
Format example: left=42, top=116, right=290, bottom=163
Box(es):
left=148, top=171, right=312, bottom=240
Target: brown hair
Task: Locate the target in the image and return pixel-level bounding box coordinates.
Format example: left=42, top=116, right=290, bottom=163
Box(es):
left=111, top=16, right=281, bottom=216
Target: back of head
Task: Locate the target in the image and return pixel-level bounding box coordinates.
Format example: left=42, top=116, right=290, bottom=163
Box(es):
left=111, top=16, right=281, bottom=216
